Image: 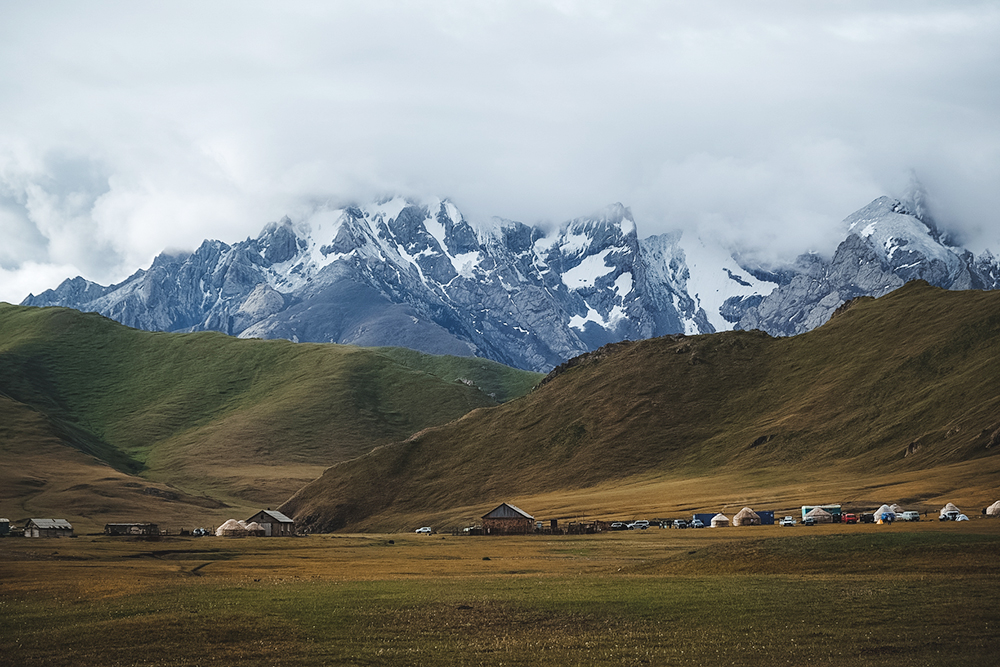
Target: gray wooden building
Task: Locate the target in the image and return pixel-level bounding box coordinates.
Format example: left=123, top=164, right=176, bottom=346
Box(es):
left=246, top=509, right=295, bottom=536
left=25, top=519, right=73, bottom=538
left=104, top=522, right=159, bottom=536
left=482, top=503, right=534, bottom=535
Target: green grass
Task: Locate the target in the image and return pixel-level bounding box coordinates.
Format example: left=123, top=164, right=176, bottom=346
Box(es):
left=0, top=304, right=541, bottom=522
left=2, top=523, right=999, bottom=666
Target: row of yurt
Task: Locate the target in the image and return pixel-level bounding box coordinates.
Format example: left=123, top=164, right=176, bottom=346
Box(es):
left=987, top=501, right=1000, bottom=517
left=732, top=507, right=760, bottom=526
left=215, top=519, right=267, bottom=537
left=804, top=507, right=835, bottom=524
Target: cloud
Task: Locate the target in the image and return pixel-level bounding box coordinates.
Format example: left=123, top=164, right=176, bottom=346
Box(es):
left=1, top=1, right=999, bottom=303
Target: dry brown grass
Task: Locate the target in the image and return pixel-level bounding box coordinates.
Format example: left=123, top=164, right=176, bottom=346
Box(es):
left=2, top=520, right=999, bottom=666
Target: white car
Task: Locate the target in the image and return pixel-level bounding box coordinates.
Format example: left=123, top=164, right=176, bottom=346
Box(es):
left=415, top=526, right=432, bottom=534
left=779, top=516, right=797, bottom=526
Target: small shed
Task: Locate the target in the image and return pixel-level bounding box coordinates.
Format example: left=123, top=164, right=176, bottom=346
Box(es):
left=804, top=507, right=834, bottom=524
left=710, top=513, right=730, bottom=528
left=25, top=519, right=73, bottom=538
left=987, top=500, right=1000, bottom=517
left=732, top=507, right=761, bottom=526
left=246, top=510, right=295, bottom=537
left=105, top=523, right=159, bottom=536
left=482, top=503, right=534, bottom=535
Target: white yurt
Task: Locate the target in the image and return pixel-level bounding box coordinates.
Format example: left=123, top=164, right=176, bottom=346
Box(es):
left=873, top=504, right=896, bottom=522
left=889, top=503, right=904, bottom=515
left=732, top=507, right=761, bottom=527
left=216, top=518, right=247, bottom=537
left=987, top=500, right=1000, bottom=517
left=711, top=513, right=730, bottom=528
left=245, top=521, right=265, bottom=536
left=939, top=502, right=961, bottom=520
left=804, top=507, right=834, bottom=524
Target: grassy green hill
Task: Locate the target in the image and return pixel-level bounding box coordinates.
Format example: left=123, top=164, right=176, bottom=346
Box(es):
left=281, top=281, right=1000, bottom=531
left=0, top=304, right=541, bottom=530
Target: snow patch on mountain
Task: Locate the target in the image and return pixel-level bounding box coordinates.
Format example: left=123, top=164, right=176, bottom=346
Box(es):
left=680, top=232, right=777, bottom=332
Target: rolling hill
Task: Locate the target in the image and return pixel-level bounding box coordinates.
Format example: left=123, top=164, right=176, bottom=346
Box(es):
left=0, top=303, right=542, bottom=530
left=280, top=281, right=1000, bottom=532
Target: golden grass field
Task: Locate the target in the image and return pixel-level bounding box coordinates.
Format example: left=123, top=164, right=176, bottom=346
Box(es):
left=2, top=518, right=998, bottom=666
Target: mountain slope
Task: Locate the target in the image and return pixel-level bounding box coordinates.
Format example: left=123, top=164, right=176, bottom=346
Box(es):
left=280, top=282, right=1000, bottom=531
left=0, top=303, right=541, bottom=527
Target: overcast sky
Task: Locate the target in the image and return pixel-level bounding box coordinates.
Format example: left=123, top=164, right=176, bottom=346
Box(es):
left=2, top=1, right=999, bottom=303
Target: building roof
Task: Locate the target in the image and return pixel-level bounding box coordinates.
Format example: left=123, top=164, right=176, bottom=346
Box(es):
left=482, top=503, right=534, bottom=520
left=250, top=509, right=294, bottom=523
left=28, top=519, right=73, bottom=529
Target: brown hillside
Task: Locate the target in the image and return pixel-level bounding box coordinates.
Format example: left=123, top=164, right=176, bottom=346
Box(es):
left=281, top=281, right=1000, bottom=531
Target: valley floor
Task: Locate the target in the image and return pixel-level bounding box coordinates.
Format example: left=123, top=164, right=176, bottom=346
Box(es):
left=1, top=520, right=998, bottom=666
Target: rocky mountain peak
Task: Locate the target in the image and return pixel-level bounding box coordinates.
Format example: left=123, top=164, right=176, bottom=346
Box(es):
left=19, top=193, right=1000, bottom=370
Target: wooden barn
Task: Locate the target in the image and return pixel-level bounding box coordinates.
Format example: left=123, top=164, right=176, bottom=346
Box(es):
left=482, top=503, right=534, bottom=535
left=246, top=509, right=295, bottom=536
left=25, top=519, right=73, bottom=538
left=104, top=522, right=159, bottom=536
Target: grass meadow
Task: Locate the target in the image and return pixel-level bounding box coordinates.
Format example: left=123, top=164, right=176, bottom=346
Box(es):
left=2, top=520, right=998, bottom=666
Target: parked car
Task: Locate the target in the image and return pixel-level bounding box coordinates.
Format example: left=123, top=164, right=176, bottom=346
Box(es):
left=802, top=517, right=818, bottom=526
left=860, top=513, right=876, bottom=524
left=901, top=511, right=920, bottom=521
left=610, top=522, right=628, bottom=531
left=672, top=519, right=688, bottom=529
left=940, top=511, right=960, bottom=521
left=629, top=520, right=650, bottom=530
left=956, top=514, right=970, bottom=521
left=842, top=513, right=858, bottom=524
left=779, top=516, right=796, bottom=526
left=415, top=527, right=432, bottom=534
left=689, top=519, right=705, bottom=528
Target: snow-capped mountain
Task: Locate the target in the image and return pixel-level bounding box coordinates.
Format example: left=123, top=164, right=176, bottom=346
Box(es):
left=731, top=196, right=1000, bottom=336
left=23, top=198, right=711, bottom=371
left=22, top=193, right=1000, bottom=370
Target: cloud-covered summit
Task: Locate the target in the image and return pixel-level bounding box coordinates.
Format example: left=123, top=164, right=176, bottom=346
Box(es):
left=2, top=3, right=999, bottom=304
